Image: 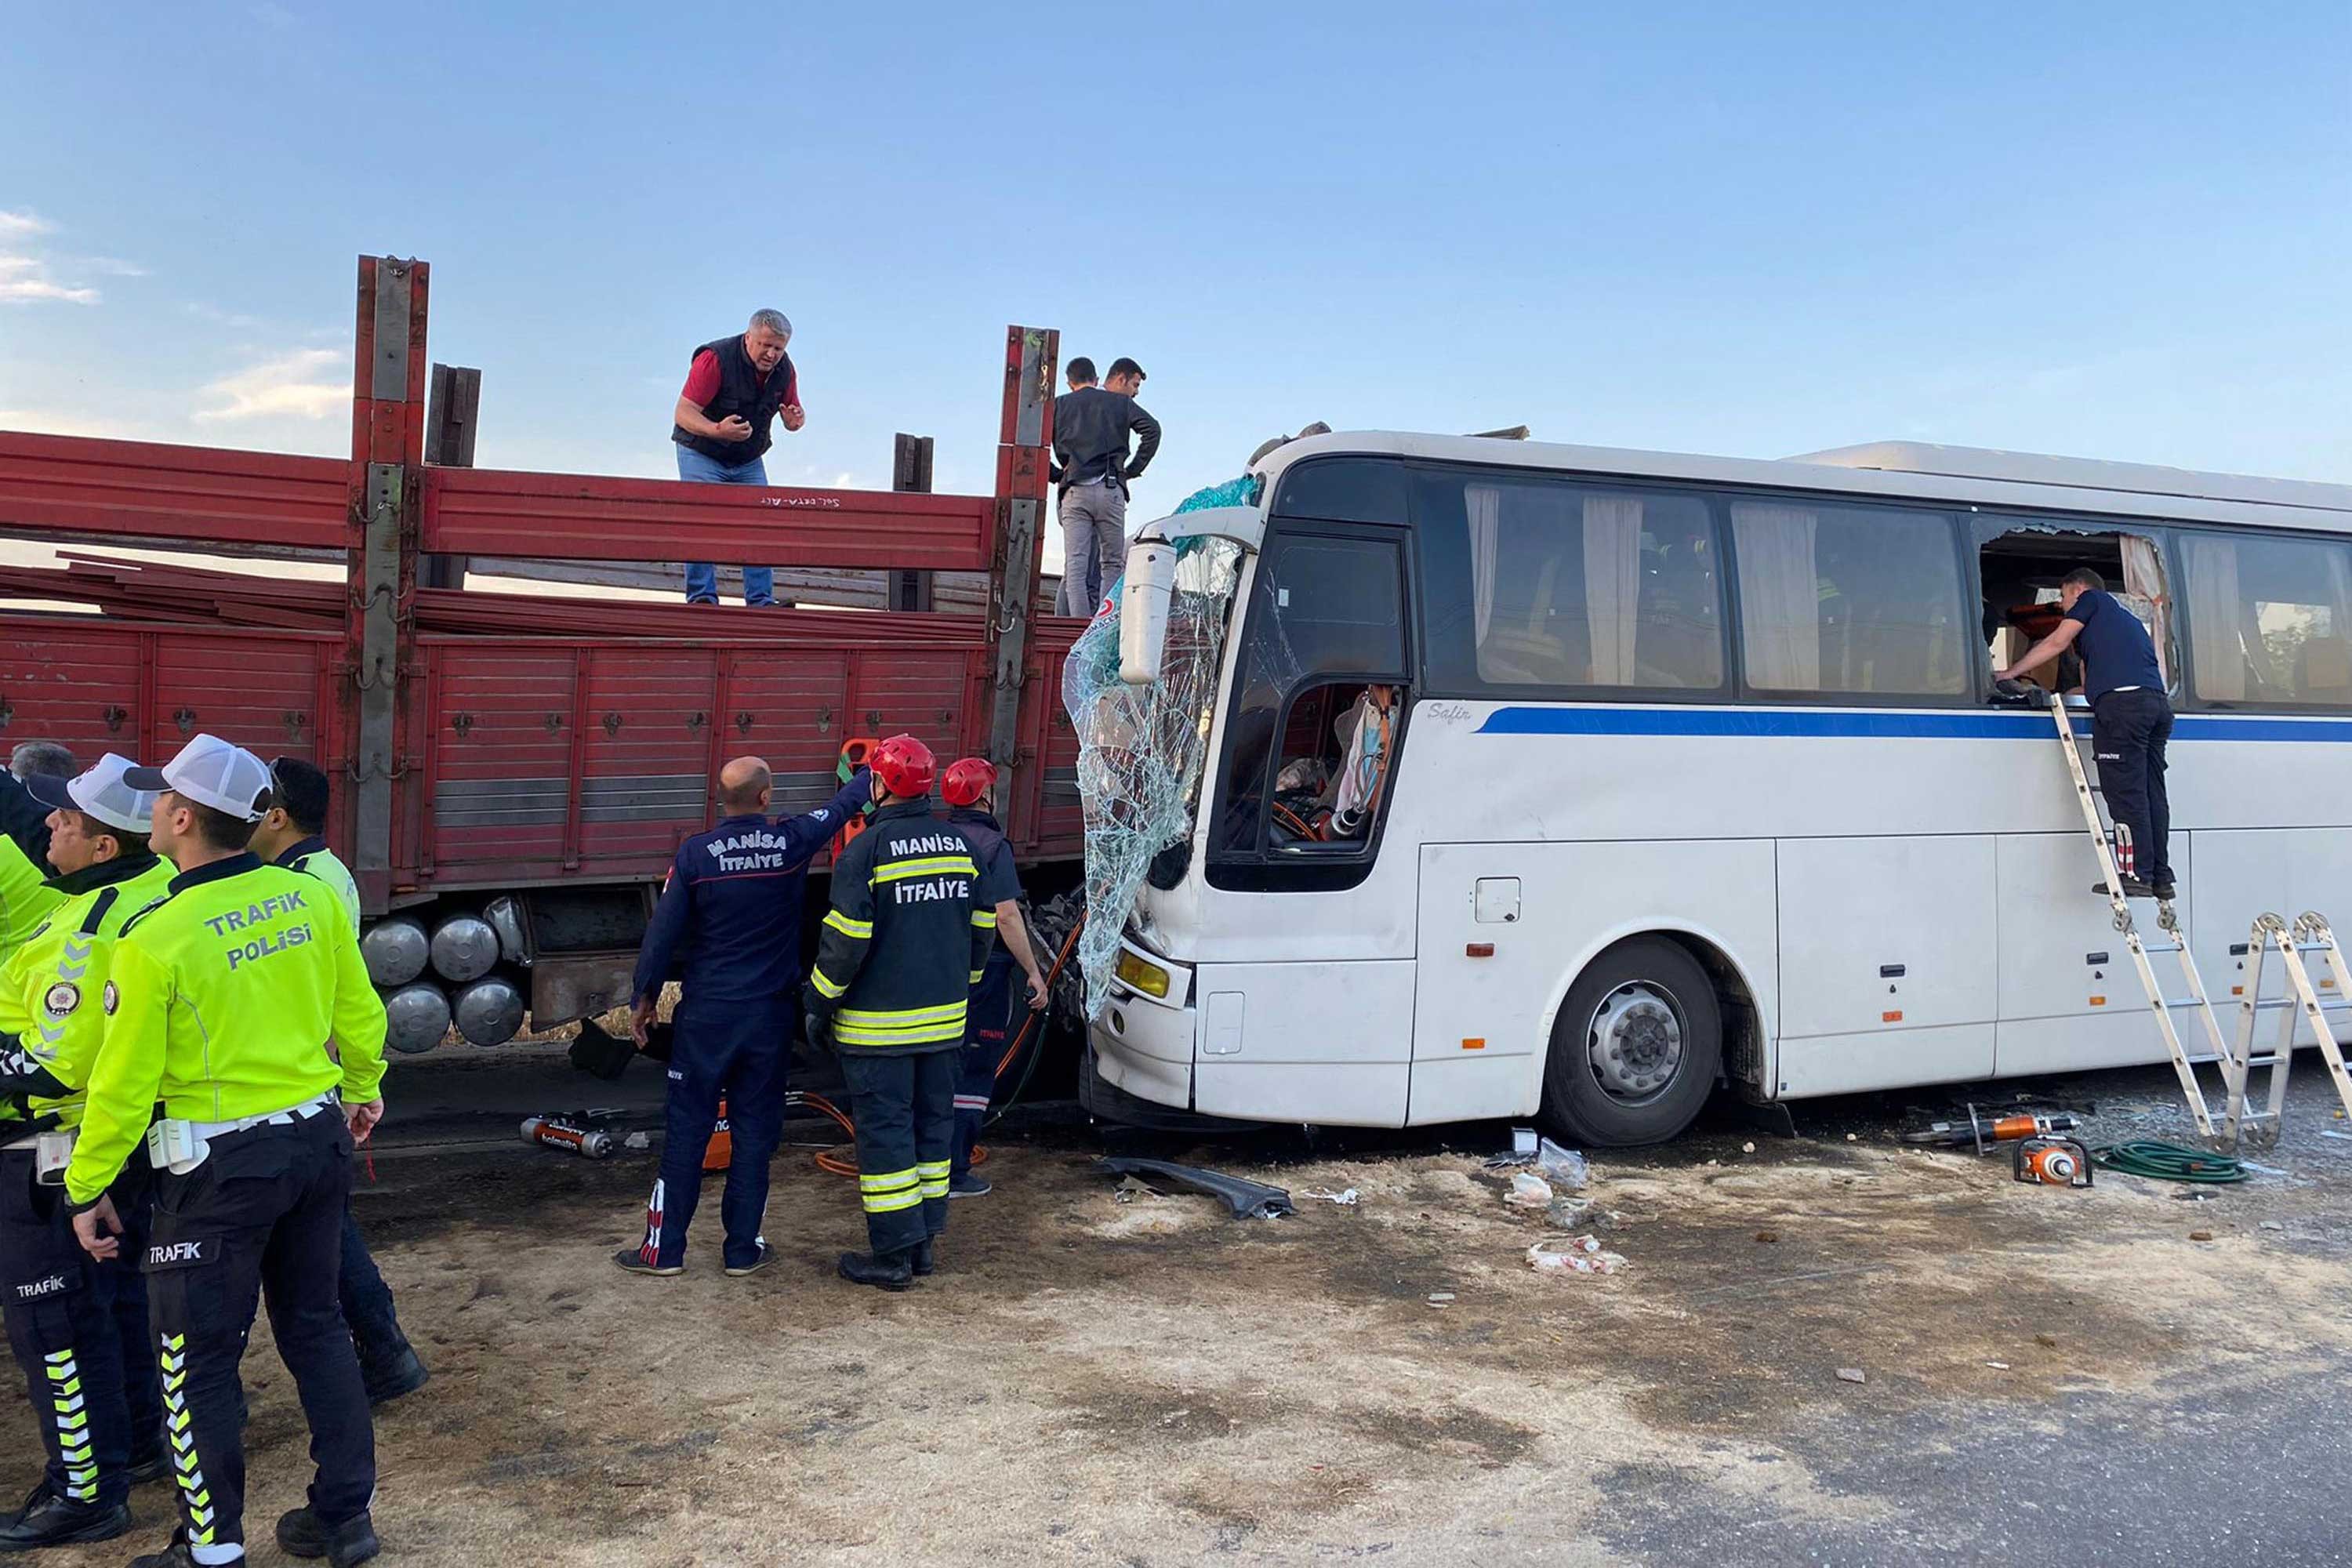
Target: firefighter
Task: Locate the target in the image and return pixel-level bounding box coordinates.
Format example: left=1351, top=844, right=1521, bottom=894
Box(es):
left=67, top=734, right=389, bottom=1568
left=0, top=755, right=175, bottom=1550
left=248, top=757, right=426, bottom=1404
left=615, top=756, right=871, bottom=1278
left=804, top=735, right=1015, bottom=1290
left=936, top=758, right=1047, bottom=1199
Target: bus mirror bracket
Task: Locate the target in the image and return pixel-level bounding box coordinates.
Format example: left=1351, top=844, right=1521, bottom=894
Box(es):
left=1119, top=541, right=1179, bottom=684
left=1133, top=505, right=1265, bottom=553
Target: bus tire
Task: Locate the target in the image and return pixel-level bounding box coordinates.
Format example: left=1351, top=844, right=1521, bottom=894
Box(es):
left=1541, top=937, right=1720, bottom=1148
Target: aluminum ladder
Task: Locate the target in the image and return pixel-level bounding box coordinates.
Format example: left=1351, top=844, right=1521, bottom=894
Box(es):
left=2221, top=913, right=2352, bottom=1148
left=2031, top=688, right=2235, bottom=1141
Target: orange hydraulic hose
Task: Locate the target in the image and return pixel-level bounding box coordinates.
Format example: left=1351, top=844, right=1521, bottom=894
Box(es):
left=808, top=911, right=1087, bottom=1177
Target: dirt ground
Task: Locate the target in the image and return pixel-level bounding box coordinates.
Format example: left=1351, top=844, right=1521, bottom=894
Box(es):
left=7, top=1047, right=2350, bottom=1566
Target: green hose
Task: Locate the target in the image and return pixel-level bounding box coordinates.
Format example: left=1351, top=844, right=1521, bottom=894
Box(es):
left=2091, top=1141, right=2248, bottom=1183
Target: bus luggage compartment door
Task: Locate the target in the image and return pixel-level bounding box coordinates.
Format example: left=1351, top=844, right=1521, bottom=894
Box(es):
left=1190, top=960, right=1415, bottom=1127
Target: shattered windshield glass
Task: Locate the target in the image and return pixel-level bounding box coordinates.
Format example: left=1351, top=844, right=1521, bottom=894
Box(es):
left=1062, top=477, right=1257, bottom=1017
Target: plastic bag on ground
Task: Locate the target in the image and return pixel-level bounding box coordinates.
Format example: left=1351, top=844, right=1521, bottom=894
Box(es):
left=1506, top=1171, right=1554, bottom=1207
left=1528, top=1235, right=1626, bottom=1276
left=1537, top=1138, right=1588, bottom=1189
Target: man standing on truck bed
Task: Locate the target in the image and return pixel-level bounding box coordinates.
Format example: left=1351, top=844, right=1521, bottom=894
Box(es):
left=616, top=756, right=871, bottom=1278
left=672, top=308, right=805, bottom=608
left=804, top=735, right=1014, bottom=1290
left=1997, top=567, right=2176, bottom=900
left=249, top=757, right=428, bottom=1405
left=1051, top=357, right=1160, bottom=618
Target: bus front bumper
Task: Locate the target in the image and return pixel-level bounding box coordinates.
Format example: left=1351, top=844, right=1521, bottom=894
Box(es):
left=1085, top=945, right=1196, bottom=1113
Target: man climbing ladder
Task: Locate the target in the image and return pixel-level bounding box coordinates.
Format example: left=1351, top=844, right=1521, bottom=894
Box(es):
left=1997, top=567, right=2175, bottom=899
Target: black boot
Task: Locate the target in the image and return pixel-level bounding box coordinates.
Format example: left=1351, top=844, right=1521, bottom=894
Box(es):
left=837, top=1250, right=913, bottom=1291
left=361, top=1342, right=430, bottom=1406
left=911, top=1238, right=936, bottom=1277
left=278, top=1504, right=381, bottom=1566
left=128, top=1526, right=199, bottom=1567
left=0, top=1490, right=132, bottom=1550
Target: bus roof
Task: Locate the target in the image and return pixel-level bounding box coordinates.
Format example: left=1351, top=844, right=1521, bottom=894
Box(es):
left=1253, top=432, right=2352, bottom=533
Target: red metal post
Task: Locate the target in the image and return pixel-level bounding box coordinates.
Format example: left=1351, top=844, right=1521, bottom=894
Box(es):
left=347, top=256, right=430, bottom=914
left=986, top=325, right=1058, bottom=829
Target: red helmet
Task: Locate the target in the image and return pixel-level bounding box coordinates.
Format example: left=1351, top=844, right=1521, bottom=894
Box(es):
left=869, top=733, right=936, bottom=798
left=942, top=757, right=998, bottom=808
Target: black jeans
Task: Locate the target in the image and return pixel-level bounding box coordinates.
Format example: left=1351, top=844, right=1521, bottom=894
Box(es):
left=145, top=1110, right=374, bottom=1552
left=2091, top=687, right=2174, bottom=886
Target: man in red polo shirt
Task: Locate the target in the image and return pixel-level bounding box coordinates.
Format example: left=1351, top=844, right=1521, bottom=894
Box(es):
left=672, top=309, right=806, bottom=606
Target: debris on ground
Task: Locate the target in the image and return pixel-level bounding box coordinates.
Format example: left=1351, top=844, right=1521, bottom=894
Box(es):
left=1300, top=1187, right=1360, bottom=1206
left=2189, top=1229, right=2215, bottom=1242
left=1506, top=1172, right=1554, bottom=1207
left=1836, top=1367, right=1867, bottom=1385
left=1096, top=1157, right=1297, bottom=1219
left=1754, top=1229, right=1780, bottom=1243
left=1548, top=1193, right=1624, bottom=1230
left=1537, top=1138, right=1588, bottom=1189
left=1526, top=1235, right=1625, bottom=1277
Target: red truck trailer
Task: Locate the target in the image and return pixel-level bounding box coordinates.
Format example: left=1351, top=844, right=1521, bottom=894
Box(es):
left=0, top=256, right=1084, bottom=1048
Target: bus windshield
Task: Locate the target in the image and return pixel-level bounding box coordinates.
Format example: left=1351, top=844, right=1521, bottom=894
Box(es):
left=1063, top=535, right=1248, bottom=1014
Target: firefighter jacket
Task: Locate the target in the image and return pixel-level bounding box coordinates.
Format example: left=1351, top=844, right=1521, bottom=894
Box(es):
left=0, top=851, right=176, bottom=1133
left=63, top=853, right=388, bottom=1207
left=633, top=772, right=872, bottom=1005
left=806, top=797, right=1017, bottom=1051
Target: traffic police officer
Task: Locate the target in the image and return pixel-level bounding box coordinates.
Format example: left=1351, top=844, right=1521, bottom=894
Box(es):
left=0, top=759, right=68, bottom=964
left=68, top=734, right=389, bottom=1568
left=936, top=758, right=1047, bottom=1199
left=247, top=756, right=426, bottom=1405
left=0, top=755, right=175, bottom=1550
left=616, top=755, right=870, bottom=1277
left=805, top=735, right=1014, bottom=1290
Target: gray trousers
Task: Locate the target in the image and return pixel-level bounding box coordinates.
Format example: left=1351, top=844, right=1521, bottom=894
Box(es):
left=1057, top=481, right=1127, bottom=618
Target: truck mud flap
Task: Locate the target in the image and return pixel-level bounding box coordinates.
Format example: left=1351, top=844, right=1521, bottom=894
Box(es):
left=1095, top=1156, right=1295, bottom=1220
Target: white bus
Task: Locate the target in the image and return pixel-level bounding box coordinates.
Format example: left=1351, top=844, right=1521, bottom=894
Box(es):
left=1083, top=434, right=2352, bottom=1145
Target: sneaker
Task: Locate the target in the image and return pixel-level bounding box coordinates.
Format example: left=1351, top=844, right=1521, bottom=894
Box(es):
left=947, top=1174, right=993, bottom=1199
left=612, top=1247, right=683, bottom=1278
left=2094, top=877, right=2161, bottom=900
left=837, top=1250, right=913, bottom=1292
left=2154, top=882, right=2178, bottom=902
left=2, top=1479, right=47, bottom=1526
left=361, top=1344, right=430, bottom=1406
left=911, top=1238, right=936, bottom=1277
left=277, top=1504, right=382, bottom=1566
left=0, top=1492, right=132, bottom=1550
left=724, top=1243, right=771, bottom=1278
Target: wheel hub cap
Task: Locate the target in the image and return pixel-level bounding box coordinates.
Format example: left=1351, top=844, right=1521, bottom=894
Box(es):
left=1588, top=984, right=1683, bottom=1100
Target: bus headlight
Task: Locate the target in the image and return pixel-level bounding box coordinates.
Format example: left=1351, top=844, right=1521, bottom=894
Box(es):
left=1115, top=949, right=1171, bottom=999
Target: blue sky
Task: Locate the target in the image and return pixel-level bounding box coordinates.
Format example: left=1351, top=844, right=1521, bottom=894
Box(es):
left=3, top=1, right=2347, bottom=537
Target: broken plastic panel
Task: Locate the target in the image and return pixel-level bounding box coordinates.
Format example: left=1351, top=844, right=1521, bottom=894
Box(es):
left=1063, top=475, right=1259, bottom=1018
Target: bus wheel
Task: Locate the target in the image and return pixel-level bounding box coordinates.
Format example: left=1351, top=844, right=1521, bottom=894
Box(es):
left=1541, top=937, right=1720, bottom=1148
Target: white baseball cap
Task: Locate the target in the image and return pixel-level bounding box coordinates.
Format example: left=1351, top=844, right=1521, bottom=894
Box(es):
left=124, top=733, right=273, bottom=822
left=24, top=753, right=161, bottom=835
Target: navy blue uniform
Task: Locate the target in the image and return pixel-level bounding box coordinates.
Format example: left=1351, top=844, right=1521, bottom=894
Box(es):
left=943, top=808, right=1022, bottom=1181
left=2065, top=588, right=2175, bottom=887
left=633, top=773, right=869, bottom=1270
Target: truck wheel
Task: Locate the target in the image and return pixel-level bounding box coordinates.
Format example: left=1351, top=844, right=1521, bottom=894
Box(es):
left=1540, top=937, right=1720, bottom=1148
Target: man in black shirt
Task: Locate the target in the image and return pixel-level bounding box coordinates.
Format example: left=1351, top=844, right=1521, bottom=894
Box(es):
left=1051, top=357, right=1160, bottom=618
left=1998, top=567, right=2176, bottom=899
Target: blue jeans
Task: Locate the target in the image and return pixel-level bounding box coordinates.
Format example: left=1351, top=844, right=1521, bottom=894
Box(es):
left=676, top=445, right=776, bottom=605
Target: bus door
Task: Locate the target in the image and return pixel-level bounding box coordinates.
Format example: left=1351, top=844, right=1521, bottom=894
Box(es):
left=1193, top=517, right=1419, bottom=1126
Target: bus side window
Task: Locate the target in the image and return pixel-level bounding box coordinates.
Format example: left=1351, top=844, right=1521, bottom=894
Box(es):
left=1207, top=531, right=1410, bottom=877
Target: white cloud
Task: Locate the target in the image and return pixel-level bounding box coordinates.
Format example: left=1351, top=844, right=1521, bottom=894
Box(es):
left=0, top=407, right=132, bottom=439
left=193, top=347, right=350, bottom=423
left=83, top=256, right=147, bottom=278
left=0, top=254, right=100, bottom=306
left=0, top=210, right=53, bottom=238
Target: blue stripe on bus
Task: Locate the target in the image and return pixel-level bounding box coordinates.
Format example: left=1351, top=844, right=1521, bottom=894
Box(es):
left=1472, top=707, right=2352, bottom=742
